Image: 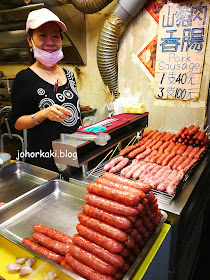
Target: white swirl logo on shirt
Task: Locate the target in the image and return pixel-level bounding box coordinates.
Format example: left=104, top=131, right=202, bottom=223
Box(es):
left=37, top=88, right=45, bottom=95
left=63, top=90, right=73, bottom=99
left=38, top=98, right=55, bottom=110
left=56, top=93, right=65, bottom=102
left=60, top=103, right=78, bottom=127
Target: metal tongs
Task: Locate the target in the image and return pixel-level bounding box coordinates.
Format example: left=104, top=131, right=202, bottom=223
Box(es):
left=61, top=132, right=111, bottom=146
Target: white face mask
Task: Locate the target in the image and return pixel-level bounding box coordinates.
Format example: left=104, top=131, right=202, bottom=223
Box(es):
left=31, top=39, right=63, bottom=67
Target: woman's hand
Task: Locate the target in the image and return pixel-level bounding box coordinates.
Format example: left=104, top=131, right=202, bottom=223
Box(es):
left=43, top=104, right=72, bottom=122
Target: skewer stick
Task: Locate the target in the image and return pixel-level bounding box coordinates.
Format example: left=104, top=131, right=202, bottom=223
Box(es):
left=86, top=149, right=114, bottom=179
left=204, top=125, right=209, bottom=131
left=109, top=142, right=120, bottom=161
left=125, top=135, right=137, bottom=148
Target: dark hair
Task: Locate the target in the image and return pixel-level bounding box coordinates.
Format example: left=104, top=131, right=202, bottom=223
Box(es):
left=27, top=27, right=63, bottom=65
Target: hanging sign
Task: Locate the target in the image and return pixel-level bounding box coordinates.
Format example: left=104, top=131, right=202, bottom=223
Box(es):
left=154, top=1, right=209, bottom=101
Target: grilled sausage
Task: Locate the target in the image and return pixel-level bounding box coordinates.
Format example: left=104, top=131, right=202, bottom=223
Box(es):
left=22, top=238, right=64, bottom=263
left=76, top=224, right=124, bottom=254
left=33, top=224, right=72, bottom=244
left=194, top=147, right=206, bottom=159
left=158, top=141, right=170, bottom=152
left=151, top=140, right=163, bottom=151
left=77, top=213, right=127, bottom=242
left=65, top=254, right=115, bottom=280
left=184, top=125, right=195, bottom=135
left=32, top=232, right=71, bottom=255
left=84, top=193, right=139, bottom=216
left=82, top=203, right=132, bottom=230
left=142, top=129, right=153, bottom=137
left=128, top=146, right=146, bottom=159
left=102, top=172, right=151, bottom=193
left=167, top=154, right=181, bottom=168
left=69, top=244, right=117, bottom=275
left=87, top=183, right=141, bottom=206
left=60, top=260, right=78, bottom=274
left=176, top=144, right=187, bottom=155
left=164, top=142, right=176, bottom=153
left=96, top=177, right=144, bottom=197
left=188, top=147, right=200, bottom=158
left=162, top=153, right=176, bottom=166
left=182, top=145, right=194, bottom=157
left=73, top=234, right=124, bottom=268
left=172, top=156, right=187, bottom=170
left=188, top=126, right=200, bottom=136
left=119, top=146, right=136, bottom=156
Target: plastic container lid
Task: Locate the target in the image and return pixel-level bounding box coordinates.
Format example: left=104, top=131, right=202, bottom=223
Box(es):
left=27, top=262, right=74, bottom=280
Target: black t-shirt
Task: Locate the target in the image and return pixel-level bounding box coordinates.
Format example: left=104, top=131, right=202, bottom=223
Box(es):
left=11, top=67, right=82, bottom=172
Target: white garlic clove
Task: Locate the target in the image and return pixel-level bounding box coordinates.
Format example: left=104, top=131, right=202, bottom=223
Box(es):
left=19, top=266, right=33, bottom=277
left=15, top=257, right=28, bottom=264
left=25, top=257, right=36, bottom=267
left=6, top=263, right=22, bottom=273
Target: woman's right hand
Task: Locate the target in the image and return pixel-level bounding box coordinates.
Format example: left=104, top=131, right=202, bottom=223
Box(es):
left=43, top=104, right=72, bottom=122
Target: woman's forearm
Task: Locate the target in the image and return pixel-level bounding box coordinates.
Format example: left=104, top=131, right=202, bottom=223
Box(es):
left=14, top=110, right=47, bottom=130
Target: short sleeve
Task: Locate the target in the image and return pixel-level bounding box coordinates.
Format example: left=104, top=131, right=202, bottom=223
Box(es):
left=10, top=71, right=32, bottom=126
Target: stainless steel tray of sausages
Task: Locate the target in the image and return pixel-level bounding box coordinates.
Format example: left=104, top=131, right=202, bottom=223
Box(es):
left=0, top=161, right=59, bottom=208
left=0, top=179, right=167, bottom=280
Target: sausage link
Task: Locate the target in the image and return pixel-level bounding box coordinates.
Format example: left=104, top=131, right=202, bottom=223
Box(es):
left=156, top=132, right=167, bottom=140
left=188, top=126, right=200, bottom=136
left=166, top=133, right=176, bottom=142
left=128, top=146, right=146, bottom=159
left=76, top=224, right=124, bottom=253
left=84, top=193, right=139, bottom=216
left=22, top=238, right=64, bottom=263
left=175, top=127, right=187, bottom=139
left=77, top=213, right=127, bottom=242
left=151, top=131, right=162, bottom=139
left=109, top=158, right=129, bottom=173
left=149, top=150, right=163, bottom=163
left=104, top=156, right=124, bottom=171
left=142, top=130, right=153, bottom=137
left=102, top=172, right=151, bottom=193
left=192, top=131, right=200, bottom=140
left=60, top=260, right=78, bottom=274
left=171, top=143, right=182, bottom=154
left=87, top=183, right=141, bottom=206
left=82, top=203, right=132, bottom=230
left=151, top=140, right=163, bottom=151
left=33, top=224, right=72, bottom=244
left=69, top=244, right=117, bottom=275
left=172, top=156, right=187, bottom=170
left=65, top=254, right=115, bottom=280
left=161, top=132, right=171, bottom=142
left=162, top=153, right=176, bottom=166
left=135, top=137, right=150, bottom=147
left=147, top=130, right=158, bottom=138
left=158, top=141, right=170, bottom=152
left=176, top=144, right=187, bottom=155
left=184, top=125, right=195, bottom=135
left=156, top=152, right=169, bottom=165
left=201, top=135, right=208, bottom=146
left=32, top=232, right=71, bottom=255
left=96, top=177, right=145, bottom=197
left=167, top=155, right=181, bottom=168
left=164, top=142, right=176, bottom=153
left=194, top=147, right=206, bottom=159
left=119, top=145, right=136, bottom=156
left=147, top=139, right=159, bottom=149
left=177, top=158, right=193, bottom=171
left=73, top=234, right=125, bottom=268
left=188, top=147, right=200, bottom=158
left=182, top=145, right=194, bottom=157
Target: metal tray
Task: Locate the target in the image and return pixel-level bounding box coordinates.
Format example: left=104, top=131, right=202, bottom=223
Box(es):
left=0, top=179, right=167, bottom=280
left=0, top=161, right=59, bottom=208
